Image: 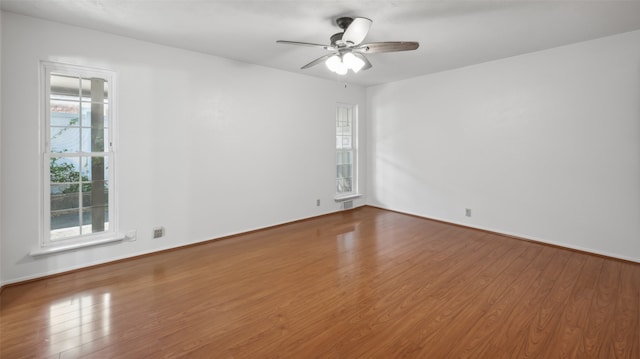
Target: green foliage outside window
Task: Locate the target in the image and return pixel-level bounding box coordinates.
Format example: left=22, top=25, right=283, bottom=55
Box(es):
left=50, top=157, right=92, bottom=193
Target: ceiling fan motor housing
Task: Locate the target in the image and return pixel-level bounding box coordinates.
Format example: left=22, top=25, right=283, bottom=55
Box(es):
left=330, top=32, right=344, bottom=46
left=336, top=17, right=354, bottom=30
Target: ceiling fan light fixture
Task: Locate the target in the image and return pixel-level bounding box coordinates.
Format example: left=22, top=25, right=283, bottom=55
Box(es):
left=326, top=54, right=348, bottom=75
left=325, top=55, right=342, bottom=72
left=343, top=52, right=365, bottom=73
left=325, top=53, right=364, bottom=75
left=335, top=62, right=348, bottom=75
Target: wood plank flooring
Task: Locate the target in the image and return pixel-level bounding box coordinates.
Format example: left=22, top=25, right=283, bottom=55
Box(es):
left=1, top=206, right=639, bottom=358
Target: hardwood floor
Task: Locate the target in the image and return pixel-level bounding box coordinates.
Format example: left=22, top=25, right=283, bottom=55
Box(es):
left=1, top=206, right=639, bottom=358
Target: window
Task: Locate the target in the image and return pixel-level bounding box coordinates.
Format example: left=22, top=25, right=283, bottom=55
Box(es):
left=41, top=62, right=117, bottom=247
left=336, top=104, right=357, bottom=195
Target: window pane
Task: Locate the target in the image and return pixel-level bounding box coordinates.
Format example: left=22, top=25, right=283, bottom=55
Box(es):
left=337, top=178, right=353, bottom=193
left=80, top=102, right=91, bottom=128
left=51, top=183, right=74, bottom=195
left=80, top=102, right=107, bottom=129
left=103, top=82, right=109, bottom=100
left=51, top=100, right=80, bottom=127
left=82, top=127, right=108, bottom=152
left=90, top=123, right=106, bottom=152
left=346, top=164, right=353, bottom=178
left=336, top=135, right=353, bottom=149
left=50, top=126, right=80, bottom=153
left=81, top=129, right=90, bottom=153
left=82, top=180, right=108, bottom=207
left=337, top=164, right=352, bottom=179
left=344, top=178, right=352, bottom=192
left=81, top=78, right=91, bottom=99
left=336, top=151, right=352, bottom=165
left=103, top=104, right=109, bottom=128
left=50, top=157, right=80, bottom=183
left=51, top=184, right=79, bottom=211
left=82, top=78, right=108, bottom=101
left=81, top=128, right=108, bottom=152
left=50, top=209, right=81, bottom=239
left=83, top=206, right=109, bottom=234
left=81, top=156, right=108, bottom=181
left=50, top=74, right=80, bottom=100
left=337, top=123, right=351, bottom=135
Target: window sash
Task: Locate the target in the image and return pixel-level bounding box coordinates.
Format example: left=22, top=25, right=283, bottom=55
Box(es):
left=336, top=104, right=357, bottom=195
left=41, top=62, right=117, bottom=246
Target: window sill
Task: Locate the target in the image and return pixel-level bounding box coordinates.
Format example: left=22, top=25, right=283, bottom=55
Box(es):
left=30, top=233, right=126, bottom=257
left=334, top=193, right=362, bottom=202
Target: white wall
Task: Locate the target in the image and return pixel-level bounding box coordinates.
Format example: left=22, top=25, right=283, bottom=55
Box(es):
left=0, top=10, right=3, bottom=286
left=367, top=30, right=640, bottom=262
left=0, top=12, right=367, bottom=284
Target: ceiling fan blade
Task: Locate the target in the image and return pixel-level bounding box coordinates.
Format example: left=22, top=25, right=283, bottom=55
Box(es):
left=301, top=53, right=335, bottom=69
left=276, top=40, right=332, bottom=50
left=353, top=53, right=372, bottom=71
left=342, top=17, right=372, bottom=46
left=355, top=41, right=419, bottom=53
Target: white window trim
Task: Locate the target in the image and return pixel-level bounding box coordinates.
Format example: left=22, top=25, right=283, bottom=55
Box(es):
left=334, top=193, right=362, bottom=202
left=38, top=61, right=122, bottom=253
left=334, top=103, right=359, bottom=199
left=30, top=234, right=126, bottom=256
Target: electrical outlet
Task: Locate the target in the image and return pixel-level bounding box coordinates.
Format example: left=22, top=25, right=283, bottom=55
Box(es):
left=316, top=199, right=320, bottom=206
left=125, top=230, right=137, bottom=242
left=153, top=226, right=165, bottom=239
left=465, top=208, right=472, bottom=217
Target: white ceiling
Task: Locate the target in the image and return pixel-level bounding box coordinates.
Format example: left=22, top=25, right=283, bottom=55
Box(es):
left=3, top=1, right=640, bottom=86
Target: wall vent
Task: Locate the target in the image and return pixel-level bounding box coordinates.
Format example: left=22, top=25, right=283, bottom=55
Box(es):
left=343, top=200, right=353, bottom=210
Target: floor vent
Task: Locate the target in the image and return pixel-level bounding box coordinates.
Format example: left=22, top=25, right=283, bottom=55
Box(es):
left=343, top=200, right=353, bottom=210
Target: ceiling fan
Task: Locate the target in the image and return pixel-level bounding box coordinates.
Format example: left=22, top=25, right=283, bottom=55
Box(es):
left=276, top=16, right=419, bottom=75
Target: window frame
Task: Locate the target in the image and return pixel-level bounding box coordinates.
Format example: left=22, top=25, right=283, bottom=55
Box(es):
left=335, top=103, right=358, bottom=198
left=40, top=61, right=119, bottom=249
